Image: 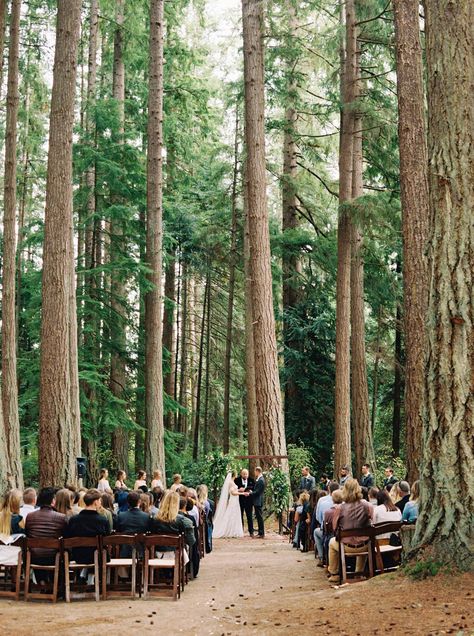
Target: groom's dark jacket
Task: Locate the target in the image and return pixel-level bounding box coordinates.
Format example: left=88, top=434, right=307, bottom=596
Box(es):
left=252, top=477, right=265, bottom=508
left=234, top=476, right=255, bottom=509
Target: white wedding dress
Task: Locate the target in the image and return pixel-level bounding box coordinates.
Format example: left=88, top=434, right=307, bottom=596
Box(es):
left=212, top=472, right=244, bottom=538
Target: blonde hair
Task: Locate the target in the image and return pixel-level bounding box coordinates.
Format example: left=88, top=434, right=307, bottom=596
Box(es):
left=55, top=488, right=73, bottom=516
left=196, top=484, right=208, bottom=505
left=298, top=491, right=310, bottom=505
left=153, top=470, right=162, bottom=479
left=0, top=489, right=22, bottom=535
left=410, top=480, right=420, bottom=502
left=139, top=493, right=151, bottom=514
left=172, top=474, right=181, bottom=484
left=157, top=491, right=179, bottom=523
left=341, top=478, right=362, bottom=503
left=331, top=489, right=344, bottom=504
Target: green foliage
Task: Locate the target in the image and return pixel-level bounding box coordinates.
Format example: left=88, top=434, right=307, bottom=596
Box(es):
left=404, top=559, right=444, bottom=581
left=268, top=467, right=291, bottom=517
left=287, top=443, right=313, bottom=492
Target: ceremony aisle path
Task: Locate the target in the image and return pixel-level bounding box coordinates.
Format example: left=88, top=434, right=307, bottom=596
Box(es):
left=1, top=531, right=473, bottom=635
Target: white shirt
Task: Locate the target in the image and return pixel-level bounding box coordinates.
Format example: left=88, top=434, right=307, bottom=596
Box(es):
left=19, top=504, right=37, bottom=520
left=242, top=479, right=248, bottom=488
left=374, top=504, right=402, bottom=539
left=97, top=479, right=111, bottom=493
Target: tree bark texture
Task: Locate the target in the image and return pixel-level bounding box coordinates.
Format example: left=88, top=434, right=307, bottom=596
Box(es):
left=1, top=0, right=22, bottom=488
left=393, top=0, right=430, bottom=483
left=412, top=0, right=474, bottom=569
left=39, top=0, right=82, bottom=487
left=162, top=251, right=176, bottom=430
left=144, top=0, right=165, bottom=477
left=193, top=276, right=210, bottom=460
left=242, top=0, right=287, bottom=467
left=0, top=0, right=8, bottom=96
left=392, top=303, right=402, bottom=457
left=110, top=0, right=129, bottom=472
left=334, top=0, right=356, bottom=475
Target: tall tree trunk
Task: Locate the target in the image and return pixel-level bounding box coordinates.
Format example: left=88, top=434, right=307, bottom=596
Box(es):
left=281, top=0, right=300, bottom=423
left=350, top=47, right=374, bottom=477
left=39, top=0, right=82, bottom=487
left=371, top=305, right=383, bottom=432
left=334, top=0, right=356, bottom=475
left=193, top=276, right=210, bottom=460
left=242, top=0, right=287, bottom=468
left=177, top=261, right=188, bottom=435
left=1, top=0, right=22, bottom=489
left=162, top=251, right=176, bottom=430
left=203, top=279, right=212, bottom=456
left=0, top=0, right=8, bottom=97
left=144, top=0, right=165, bottom=477
left=222, top=108, right=239, bottom=454
left=135, top=206, right=146, bottom=471
left=243, top=169, right=259, bottom=471
left=392, top=302, right=402, bottom=457
left=393, top=0, right=430, bottom=484
left=412, top=0, right=474, bottom=569
left=110, top=0, right=129, bottom=472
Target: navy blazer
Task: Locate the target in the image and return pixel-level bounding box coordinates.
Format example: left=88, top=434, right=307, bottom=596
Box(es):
left=253, top=477, right=265, bottom=508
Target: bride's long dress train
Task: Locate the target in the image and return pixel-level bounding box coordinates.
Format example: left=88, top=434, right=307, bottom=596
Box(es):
left=213, top=473, right=244, bottom=538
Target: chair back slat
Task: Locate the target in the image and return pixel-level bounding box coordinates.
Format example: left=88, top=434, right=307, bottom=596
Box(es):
left=373, top=521, right=402, bottom=536
left=337, top=526, right=373, bottom=541
left=63, top=536, right=100, bottom=550
left=102, top=534, right=136, bottom=547
left=143, top=534, right=180, bottom=549
left=26, top=537, right=62, bottom=551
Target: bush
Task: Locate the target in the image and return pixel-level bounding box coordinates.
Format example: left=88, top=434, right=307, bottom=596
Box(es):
left=287, top=443, right=313, bottom=492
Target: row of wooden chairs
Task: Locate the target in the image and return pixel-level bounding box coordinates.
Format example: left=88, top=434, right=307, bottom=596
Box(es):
left=0, top=533, right=188, bottom=603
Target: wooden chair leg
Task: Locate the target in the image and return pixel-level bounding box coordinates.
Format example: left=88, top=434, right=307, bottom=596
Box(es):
left=64, top=553, right=70, bottom=603
left=173, top=563, right=179, bottom=601
left=102, top=551, right=107, bottom=600
left=25, top=552, right=31, bottom=601
left=340, top=543, right=347, bottom=584
left=52, top=553, right=60, bottom=603
left=368, top=541, right=374, bottom=578
left=131, top=552, right=136, bottom=600
left=15, top=555, right=22, bottom=601
left=143, top=555, right=148, bottom=600
left=94, top=551, right=100, bottom=602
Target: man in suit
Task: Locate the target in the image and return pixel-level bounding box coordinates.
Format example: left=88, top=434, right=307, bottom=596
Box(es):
left=383, top=466, right=398, bottom=491
left=360, top=463, right=375, bottom=489
left=116, top=491, right=151, bottom=557
left=252, top=467, right=265, bottom=538
left=235, top=469, right=255, bottom=536
left=300, top=467, right=316, bottom=491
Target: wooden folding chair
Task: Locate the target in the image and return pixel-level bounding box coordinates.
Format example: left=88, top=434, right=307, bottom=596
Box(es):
left=372, top=521, right=403, bottom=574
left=63, top=536, right=101, bottom=602
left=337, top=527, right=374, bottom=584
left=102, top=534, right=138, bottom=600
left=142, top=534, right=181, bottom=600
left=198, top=511, right=205, bottom=559
left=179, top=534, right=186, bottom=592
left=0, top=536, right=24, bottom=600
left=25, top=537, right=62, bottom=602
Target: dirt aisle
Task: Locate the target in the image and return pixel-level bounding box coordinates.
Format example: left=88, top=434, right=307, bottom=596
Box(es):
left=1, top=533, right=473, bottom=635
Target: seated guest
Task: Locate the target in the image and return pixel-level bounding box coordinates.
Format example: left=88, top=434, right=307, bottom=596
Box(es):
left=133, top=470, right=147, bottom=492
left=402, top=480, right=419, bottom=523
left=292, top=491, right=310, bottom=549
left=100, top=492, right=116, bottom=531
left=315, top=481, right=340, bottom=531
left=360, top=464, right=374, bottom=489
left=65, top=489, right=110, bottom=567
left=20, top=488, right=37, bottom=521
left=314, top=488, right=343, bottom=566
left=72, top=489, right=86, bottom=515
left=182, top=496, right=200, bottom=577
left=321, top=489, right=344, bottom=565
left=368, top=487, right=379, bottom=506
left=309, top=489, right=326, bottom=540
left=383, top=466, right=398, bottom=491
left=151, top=470, right=163, bottom=489
left=0, top=489, right=24, bottom=535
left=116, top=491, right=151, bottom=535
left=114, top=470, right=128, bottom=491
left=151, top=491, right=195, bottom=548
left=150, top=487, right=163, bottom=516
left=25, top=487, right=67, bottom=565
left=55, top=488, right=74, bottom=518
left=170, top=474, right=182, bottom=492
left=115, top=489, right=129, bottom=513
left=97, top=468, right=113, bottom=494
left=139, top=492, right=152, bottom=517
left=185, top=488, right=200, bottom=527
left=196, top=484, right=214, bottom=553
left=395, top=481, right=410, bottom=513
left=327, top=478, right=374, bottom=583
left=374, top=489, right=402, bottom=540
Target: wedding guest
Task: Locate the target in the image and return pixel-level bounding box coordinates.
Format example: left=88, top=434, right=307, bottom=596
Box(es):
left=100, top=492, right=116, bottom=530
left=20, top=488, right=37, bottom=520
left=339, top=465, right=351, bottom=486
left=327, top=478, right=374, bottom=583
left=389, top=481, right=401, bottom=504
left=309, top=489, right=327, bottom=553
left=150, top=491, right=195, bottom=548
left=374, top=489, right=402, bottom=540
left=170, top=474, right=182, bottom=492
left=368, top=487, right=379, bottom=506
left=97, top=468, right=113, bottom=494
left=72, top=489, right=86, bottom=515
left=116, top=491, right=151, bottom=535
left=360, top=463, right=375, bottom=488
left=320, top=489, right=344, bottom=566
left=115, top=489, right=129, bottom=513
left=181, top=497, right=200, bottom=577
left=133, top=470, right=147, bottom=491
left=313, top=485, right=339, bottom=563
left=65, top=489, right=110, bottom=568
left=25, top=488, right=67, bottom=565
left=300, top=467, right=316, bottom=491
left=402, top=480, right=419, bottom=523
left=151, top=487, right=164, bottom=515
left=197, top=484, right=214, bottom=553
left=395, top=481, right=411, bottom=514
left=115, top=470, right=128, bottom=490
left=139, top=492, right=152, bottom=516
left=319, top=473, right=330, bottom=491
left=55, top=488, right=74, bottom=518
left=292, top=491, right=310, bottom=549
left=151, top=470, right=163, bottom=489
left=0, top=489, right=24, bottom=535
left=383, top=466, right=398, bottom=491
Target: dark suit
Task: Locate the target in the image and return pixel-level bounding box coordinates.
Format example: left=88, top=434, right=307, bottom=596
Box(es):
left=234, top=476, right=255, bottom=535
left=253, top=476, right=265, bottom=537
left=65, top=509, right=110, bottom=564
left=360, top=473, right=374, bottom=488
left=300, top=475, right=316, bottom=491
left=116, top=507, right=151, bottom=557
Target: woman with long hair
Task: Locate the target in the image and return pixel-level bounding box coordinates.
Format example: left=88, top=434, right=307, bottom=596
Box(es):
left=197, top=484, right=214, bottom=553
left=402, top=480, right=420, bottom=523
left=115, top=470, right=128, bottom=490
left=100, top=492, right=117, bottom=530
left=151, top=470, right=163, bottom=489
left=134, top=470, right=147, bottom=491
left=0, top=490, right=24, bottom=536
left=150, top=491, right=195, bottom=547
left=55, top=488, right=74, bottom=517
left=374, top=488, right=402, bottom=540
left=97, top=468, right=113, bottom=494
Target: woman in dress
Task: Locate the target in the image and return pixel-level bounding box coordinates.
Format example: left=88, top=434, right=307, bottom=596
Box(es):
left=97, top=468, right=113, bottom=494
left=151, top=470, right=163, bottom=489
left=212, top=471, right=244, bottom=538
left=115, top=470, right=128, bottom=490
left=134, top=470, right=147, bottom=491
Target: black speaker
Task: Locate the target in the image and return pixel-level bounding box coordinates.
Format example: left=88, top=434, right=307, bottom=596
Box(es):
left=77, top=457, right=87, bottom=479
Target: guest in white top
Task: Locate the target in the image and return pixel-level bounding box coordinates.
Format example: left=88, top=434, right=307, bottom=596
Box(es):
left=151, top=469, right=164, bottom=490
left=134, top=470, right=147, bottom=491
left=374, top=489, right=402, bottom=539
left=19, top=487, right=37, bottom=520
left=115, top=470, right=128, bottom=490
left=97, top=468, right=113, bottom=494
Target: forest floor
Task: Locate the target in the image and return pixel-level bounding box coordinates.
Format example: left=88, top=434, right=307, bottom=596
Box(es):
left=1, top=529, right=473, bottom=636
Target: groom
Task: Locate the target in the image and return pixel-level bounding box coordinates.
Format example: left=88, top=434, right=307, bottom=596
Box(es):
left=252, top=466, right=265, bottom=538
left=235, top=468, right=255, bottom=536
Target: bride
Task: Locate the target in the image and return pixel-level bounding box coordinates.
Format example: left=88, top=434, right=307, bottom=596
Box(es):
left=213, top=471, right=244, bottom=538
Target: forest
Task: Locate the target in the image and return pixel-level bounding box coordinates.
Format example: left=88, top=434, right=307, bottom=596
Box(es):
left=0, top=0, right=472, bottom=571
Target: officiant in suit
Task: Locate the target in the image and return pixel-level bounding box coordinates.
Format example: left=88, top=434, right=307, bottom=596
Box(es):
left=235, top=469, right=255, bottom=536
left=252, top=467, right=265, bottom=538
